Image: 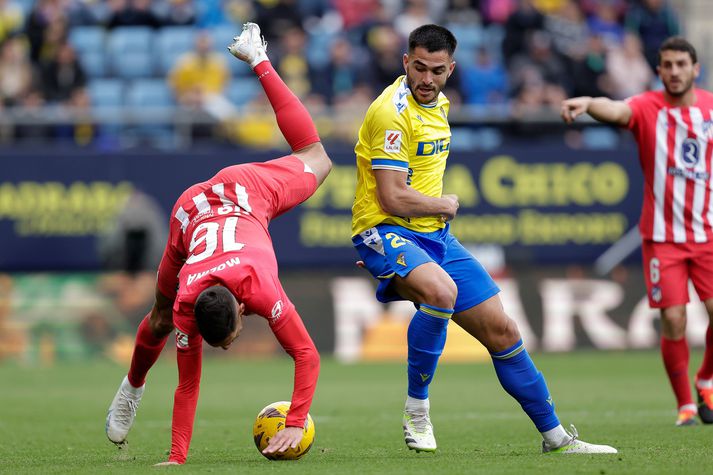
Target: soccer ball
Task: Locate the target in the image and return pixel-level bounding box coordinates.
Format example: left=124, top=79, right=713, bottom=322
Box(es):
left=252, top=401, right=315, bottom=460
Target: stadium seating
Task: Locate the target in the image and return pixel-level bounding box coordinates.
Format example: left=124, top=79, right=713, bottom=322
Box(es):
left=107, top=27, right=155, bottom=77
left=226, top=77, right=260, bottom=107
left=126, top=79, right=175, bottom=108
left=88, top=79, right=124, bottom=108
left=156, top=26, right=196, bottom=75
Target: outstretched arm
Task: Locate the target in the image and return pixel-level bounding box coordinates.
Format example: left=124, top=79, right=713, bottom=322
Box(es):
left=263, top=311, right=320, bottom=455
left=166, top=330, right=203, bottom=464
left=561, top=96, right=632, bottom=127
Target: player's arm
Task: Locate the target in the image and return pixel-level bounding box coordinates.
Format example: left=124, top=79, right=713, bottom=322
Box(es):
left=561, top=96, right=632, bottom=126
left=263, top=310, right=320, bottom=455
left=167, top=329, right=203, bottom=464
left=375, top=169, right=459, bottom=221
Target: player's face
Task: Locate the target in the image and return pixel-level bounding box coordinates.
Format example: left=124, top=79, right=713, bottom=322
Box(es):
left=216, top=302, right=245, bottom=350
left=403, top=47, right=455, bottom=105
left=658, top=50, right=700, bottom=97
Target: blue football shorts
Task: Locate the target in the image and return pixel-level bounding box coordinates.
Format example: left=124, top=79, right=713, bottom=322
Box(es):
left=352, top=223, right=500, bottom=313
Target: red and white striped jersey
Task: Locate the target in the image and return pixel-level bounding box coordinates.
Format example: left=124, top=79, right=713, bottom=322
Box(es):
left=627, top=89, right=713, bottom=242
left=156, top=155, right=317, bottom=328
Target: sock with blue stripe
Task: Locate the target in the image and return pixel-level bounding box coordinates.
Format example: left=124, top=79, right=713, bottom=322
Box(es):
left=407, top=304, right=452, bottom=399
left=491, top=339, right=560, bottom=432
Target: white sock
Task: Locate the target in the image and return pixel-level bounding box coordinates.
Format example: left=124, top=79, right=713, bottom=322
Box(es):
left=680, top=403, right=697, bottom=412
left=405, top=396, right=429, bottom=412
left=541, top=425, right=570, bottom=448
left=696, top=378, right=713, bottom=389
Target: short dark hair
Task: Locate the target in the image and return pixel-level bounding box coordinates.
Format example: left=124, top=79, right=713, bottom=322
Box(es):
left=408, top=24, right=457, bottom=57
left=658, top=37, right=698, bottom=65
left=194, top=286, right=237, bottom=345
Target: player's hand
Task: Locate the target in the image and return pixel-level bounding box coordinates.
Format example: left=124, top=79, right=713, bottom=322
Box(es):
left=441, top=194, right=459, bottom=222
left=263, top=426, right=303, bottom=455
left=561, top=97, right=592, bottom=124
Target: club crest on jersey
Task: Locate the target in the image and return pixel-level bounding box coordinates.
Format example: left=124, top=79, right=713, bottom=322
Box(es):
left=651, top=286, right=662, bottom=303
left=396, top=253, right=407, bottom=267
left=384, top=130, right=403, bottom=153
left=703, top=120, right=713, bottom=140
left=270, top=300, right=284, bottom=324
left=176, top=329, right=189, bottom=349
left=681, top=138, right=700, bottom=167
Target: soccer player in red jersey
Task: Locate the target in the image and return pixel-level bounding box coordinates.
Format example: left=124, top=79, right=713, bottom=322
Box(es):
left=562, top=37, right=713, bottom=426
left=105, top=23, right=331, bottom=464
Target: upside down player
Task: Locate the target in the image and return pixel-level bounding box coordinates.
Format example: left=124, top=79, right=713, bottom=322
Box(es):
left=352, top=24, right=616, bottom=454
left=562, top=37, right=713, bottom=427
left=104, top=23, right=332, bottom=464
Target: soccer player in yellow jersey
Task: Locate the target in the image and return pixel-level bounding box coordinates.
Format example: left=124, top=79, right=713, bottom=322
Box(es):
left=351, top=24, right=617, bottom=455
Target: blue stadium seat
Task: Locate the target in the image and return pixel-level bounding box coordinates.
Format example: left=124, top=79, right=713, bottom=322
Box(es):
left=226, top=78, right=260, bottom=106
left=306, top=30, right=336, bottom=69
left=126, top=79, right=175, bottom=108
left=209, top=24, right=238, bottom=53
left=107, top=26, right=154, bottom=54
left=156, top=26, right=196, bottom=75
left=113, top=52, right=154, bottom=79
left=69, top=26, right=106, bottom=56
left=77, top=51, right=106, bottom=78
left=88, top=79, right=124, bottom=108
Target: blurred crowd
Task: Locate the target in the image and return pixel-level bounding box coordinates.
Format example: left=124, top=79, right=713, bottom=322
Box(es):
left=0, top=0, right=683, bottom=147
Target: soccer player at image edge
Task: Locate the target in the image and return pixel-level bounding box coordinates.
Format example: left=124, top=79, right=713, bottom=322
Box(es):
left=562, top=36, right=713, bottom=427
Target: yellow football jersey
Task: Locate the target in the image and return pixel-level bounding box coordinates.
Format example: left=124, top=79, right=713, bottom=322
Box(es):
left=351, top=75, right=451, bottom=236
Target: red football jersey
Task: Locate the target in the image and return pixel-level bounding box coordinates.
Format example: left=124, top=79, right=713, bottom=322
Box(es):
left=626, top=89, right=713, bottom=243
left=156, top=155, right=316, bottom=328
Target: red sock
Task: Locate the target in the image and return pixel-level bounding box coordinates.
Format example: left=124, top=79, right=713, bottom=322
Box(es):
left=127, top=315, right=169, bottom=388
left=696, top=325, right=713, bottom=382
left=253, top=61, right=319, bottom=151
left=661, top=336, right=693, bottom=408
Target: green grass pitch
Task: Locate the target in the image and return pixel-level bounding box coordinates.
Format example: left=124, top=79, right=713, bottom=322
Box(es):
left=0, top=350, right=709, bottom=474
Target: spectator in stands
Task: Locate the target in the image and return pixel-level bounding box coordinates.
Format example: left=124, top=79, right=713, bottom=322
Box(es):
left=169, top=30, right=230, bottom=112
left=107, top=0, right=161, bottom=29
left=54, top=87, right=96, bottom=146
left=253, top=0, right=302, bottom=45
left=25, top=0, right=67, bottom=63
left=479, top=0, right=517, bottom=25
left=40, top=42, right=87, bottom=103
left=502, top=0, right=544, bottom=66
left=0, top=35, right=33, bottom=106
left=570, top=34, right=614, bottom=98
left=364, top=24, right=404, bottom=92
left=625, top=0, right=680, bottom=71
left=0, top=0, right=24, bottom=44
left=508, top=30, right=570, bottom=95
left=460, top=46, right=508, bottom=106
left=153, top=0, right=196, bottom=27
left=312, top=36, right=367, bottom=105
left=585, top=0, right=625, bottom=48
left=394, top=0, right=435, bottom=40
left=544, top=0, right=588, bottom=62
left=273, top=26, right=311, bottom=99
left=443, top=0, right=482, bottom=26
left=606, top=32, right=653, bottom=99
left=13, top=89, right=50, bottom=142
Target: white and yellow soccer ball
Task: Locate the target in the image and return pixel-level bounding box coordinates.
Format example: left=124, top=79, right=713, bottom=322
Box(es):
left=252, top=401, right=315, bottom=460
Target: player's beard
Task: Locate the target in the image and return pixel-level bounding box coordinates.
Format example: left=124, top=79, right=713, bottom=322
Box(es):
left=664, top=75, right=694, bottom=97
left=406, top=74, right=439, bottom=105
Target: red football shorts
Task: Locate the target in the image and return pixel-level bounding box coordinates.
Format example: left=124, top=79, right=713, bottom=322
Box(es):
left=641, top=240, right=713, bottom=308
